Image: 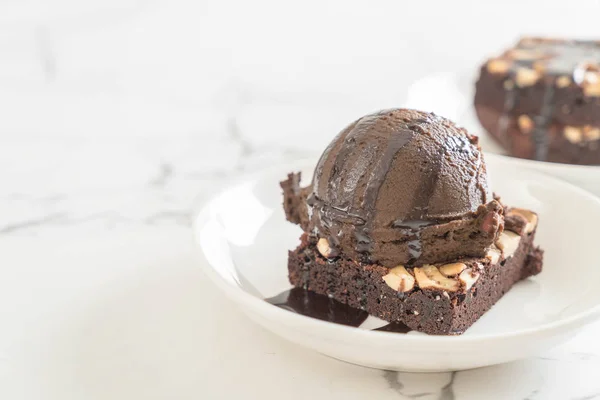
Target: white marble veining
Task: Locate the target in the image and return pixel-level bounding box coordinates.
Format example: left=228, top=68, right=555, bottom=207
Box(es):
left=2, top=0, right=600, bottom=398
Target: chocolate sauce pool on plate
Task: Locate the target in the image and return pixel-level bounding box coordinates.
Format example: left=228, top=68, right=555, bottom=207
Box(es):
left=265, top=287, right=411, bottom=333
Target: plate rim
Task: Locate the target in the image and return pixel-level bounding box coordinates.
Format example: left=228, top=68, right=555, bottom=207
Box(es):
left=192, top=154, right=600, bottom=344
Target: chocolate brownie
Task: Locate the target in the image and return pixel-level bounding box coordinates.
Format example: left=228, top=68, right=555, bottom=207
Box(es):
left=475, top=37, right=600, bottom=164
left=279, top=109, right=544, bottom=335
left=287, top=209, right=542, bottom=335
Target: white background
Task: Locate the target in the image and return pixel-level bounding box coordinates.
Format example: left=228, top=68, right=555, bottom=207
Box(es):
left=2, top=0, right=600, bottom=399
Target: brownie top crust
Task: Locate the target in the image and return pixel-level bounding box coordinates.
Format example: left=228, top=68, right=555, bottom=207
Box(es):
left=486, top=37, right=600, bottom=84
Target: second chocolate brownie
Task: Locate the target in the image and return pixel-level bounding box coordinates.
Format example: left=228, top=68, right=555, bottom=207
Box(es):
left=475, top=37, right=600, bottom=164
left=288, top=222, right=543, bottom=335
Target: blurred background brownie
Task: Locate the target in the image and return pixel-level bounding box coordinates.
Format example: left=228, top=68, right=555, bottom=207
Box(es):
left=475, top=37, right=600, bottom=165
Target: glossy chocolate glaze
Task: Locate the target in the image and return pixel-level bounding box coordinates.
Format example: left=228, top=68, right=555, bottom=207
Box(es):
left=265, top=287, right=411, bottom=333
left=392, top=220, right=437, bottom=263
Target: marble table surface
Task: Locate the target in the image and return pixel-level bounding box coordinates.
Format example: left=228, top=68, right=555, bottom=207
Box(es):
left=2, top=0, right=600, bottom=398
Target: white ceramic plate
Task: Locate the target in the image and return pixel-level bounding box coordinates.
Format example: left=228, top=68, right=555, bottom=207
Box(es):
left=193, top=154, right=600, bottom=372
left=403, top=72, right=600, bottom=197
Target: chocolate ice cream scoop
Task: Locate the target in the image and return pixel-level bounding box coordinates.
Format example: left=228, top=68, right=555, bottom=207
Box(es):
left=282, top=109, right=503, bottom=267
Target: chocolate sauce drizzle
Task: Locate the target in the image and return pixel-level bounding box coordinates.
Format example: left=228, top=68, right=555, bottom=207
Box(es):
left=532, top=85, right=555, bottom=161
left=308, top=114, right=418, bottom=259
left=353, top=127, right=415, bottom=253
left=498, top=80, right=517, bottom=150
left=265, top=288, right=411, bottom=333
left=500, top=72, right=554, bottom=161
left=392, top=219, right=437, bottom=263
left=388, top=127, right=474, bottom=263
